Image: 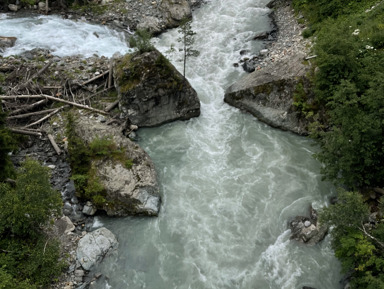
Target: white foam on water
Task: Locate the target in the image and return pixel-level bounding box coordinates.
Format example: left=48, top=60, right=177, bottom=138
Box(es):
left=255, top=230, right=303, bottom=288
left=92, top=217, right=104, bottom=229
left=0, top=15, right=131, bottom=57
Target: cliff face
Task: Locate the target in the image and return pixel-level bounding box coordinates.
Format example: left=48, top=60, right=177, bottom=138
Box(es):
left=114, top=49, right=200, bottom=127
left=224, top=54, right=311, bottom=135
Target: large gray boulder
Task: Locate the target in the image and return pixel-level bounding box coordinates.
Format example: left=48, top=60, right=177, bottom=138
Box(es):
left=114, top=49, right=200, bottom=127
left=137, top=16, right=162, bottom=35
left=73, top=115, right=161, bottom=216
left=0, top=36, right=17, bottom=53
left=76, top=227, right=118, bottom=271
left=224, top=54, right=311, bottom=135
left=161, top=0, right=192, bottom=28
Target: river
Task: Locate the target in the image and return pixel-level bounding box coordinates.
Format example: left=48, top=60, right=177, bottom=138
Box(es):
left=1, top=1, right=342, bottom=288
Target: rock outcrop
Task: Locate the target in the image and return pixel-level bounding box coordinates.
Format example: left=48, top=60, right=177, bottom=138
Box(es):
left=76, top=227, right=118, bottom=271
left=73, top=115, right=161, bottom=216
left=224, top=0, right=313, bottom=135
left=161, top=0, right=192, bottom=28
left=289, top=205, right=328, bottom=245
left=114, top=49, right=200, bottom=127
left=224, top=54, right=311, bottom=135
left=0, top=36, right=17, bottom=53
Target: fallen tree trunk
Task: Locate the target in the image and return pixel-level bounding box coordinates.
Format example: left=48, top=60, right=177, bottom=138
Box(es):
left=8, top=99, right=48, bottom=116
left=9, top=128, right=42, bottom=137
left=0, top=94, right=109, bottom=115
left=7, top=108, right=59, bottom=120
left=23, top=106, right=67, bottom=128
left=48, top=134, right=62, bottom=155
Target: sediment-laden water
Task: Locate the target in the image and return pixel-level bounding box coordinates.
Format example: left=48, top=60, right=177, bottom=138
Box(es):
left=1, top=1, right=342, bottom=288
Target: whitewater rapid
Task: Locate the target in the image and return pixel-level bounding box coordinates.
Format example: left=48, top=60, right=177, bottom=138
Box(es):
left=0, top=14, right=130, bottom=57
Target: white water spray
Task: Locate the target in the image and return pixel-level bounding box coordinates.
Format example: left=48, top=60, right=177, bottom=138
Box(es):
left=0, top=15, right=130, bottom=57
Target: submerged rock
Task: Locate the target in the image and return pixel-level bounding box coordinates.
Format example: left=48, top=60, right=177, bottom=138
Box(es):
left=73, top=115, right=161, bottom=216
left=0, top=36, right=17, bottom=53
left=114, top=49, right=200, bottom=127
left=76, top=227, right=118, bottom=271
left=289, top=206, right=328, bottom=246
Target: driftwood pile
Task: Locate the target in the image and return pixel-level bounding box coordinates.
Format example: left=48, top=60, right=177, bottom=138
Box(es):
left=0, top=58, right=119, bottom=155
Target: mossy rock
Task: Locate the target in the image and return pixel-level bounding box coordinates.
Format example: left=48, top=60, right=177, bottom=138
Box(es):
left=113, top=49, right=200, bottom=127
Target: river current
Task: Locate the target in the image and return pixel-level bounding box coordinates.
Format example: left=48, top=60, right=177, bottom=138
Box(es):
left=1, top=0, right=342, bottom=288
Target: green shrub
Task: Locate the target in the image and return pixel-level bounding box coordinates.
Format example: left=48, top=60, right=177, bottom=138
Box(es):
left=0, top=108, right=15, bottom=181
left=320, top=191, right=384, bottom=288
left=0, top=160, right=62, bottom=238
left=0, top=160, right=64, bottom=288
left=66, top=113, right=90, bottom=175
left=125, top=159, right=134, bottom=169
left=129, top=29, right=154, bottom=53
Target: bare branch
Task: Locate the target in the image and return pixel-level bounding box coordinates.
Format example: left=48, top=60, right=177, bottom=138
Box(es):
left=359, top=223, right=384, bottom=249
left=7, top=108, right=59, bottom=120
left=0, top=95, right=109, bottom=115
left=48, top=134, right=62, bottom=155
left=9, top=127, right=42, bottom=137
left=8, top=99, right=48, bottom=116
left=23, top=106, right=67, bottom=128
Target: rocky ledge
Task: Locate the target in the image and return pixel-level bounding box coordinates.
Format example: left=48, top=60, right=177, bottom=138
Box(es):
left=224, top=0, right=314, bottom=135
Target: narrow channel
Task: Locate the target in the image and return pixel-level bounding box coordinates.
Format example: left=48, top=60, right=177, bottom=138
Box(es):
left=91, top=0, right=342, bottom=288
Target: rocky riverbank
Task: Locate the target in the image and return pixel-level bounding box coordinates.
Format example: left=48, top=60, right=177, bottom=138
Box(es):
left=1, top=0, right=204, bottom=285
left=1, top=0, right=205, bottom=35
left=224, top=0, right=314, bottom=135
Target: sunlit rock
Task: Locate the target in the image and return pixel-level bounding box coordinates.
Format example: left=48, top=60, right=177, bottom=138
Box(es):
left=73, top=115, right=161, bottom=216
left=76, top=227, right=118, bottom=271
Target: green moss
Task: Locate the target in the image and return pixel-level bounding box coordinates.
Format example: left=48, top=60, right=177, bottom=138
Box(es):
left=125, top=159, right=134, bottom=169
left=116, top=52, right=184, bottom=96
left=66, top=113, right=135, bottom=209
left=71, top=3, right=109, bottom=15
left=253, top=83, right=273, bottom=95
left=115, top=54, right=140, bottom=93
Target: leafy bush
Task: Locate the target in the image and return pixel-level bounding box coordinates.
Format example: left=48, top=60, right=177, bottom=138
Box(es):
left=0, top=160, right=64, bottom=288
left=129, top=29, right=154, bottom=53
left=320, top=191, right=384, bottom=288
left=0, top=160, right=62, bottom=238
left=0, top=108, right=15, bottom=181
left=293, top=0, right=378, bottom=23
left=295, top=1, right=384, bottom=286
left=311, top=12, right=384, bottom=188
